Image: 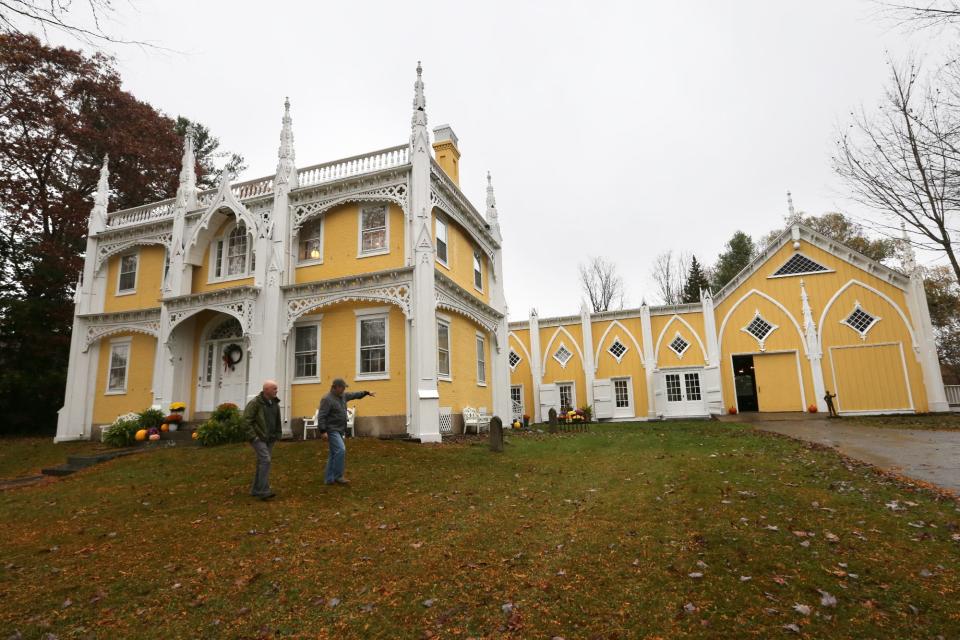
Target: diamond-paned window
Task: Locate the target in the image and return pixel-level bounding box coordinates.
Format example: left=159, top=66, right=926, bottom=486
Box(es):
left=843, top=305, right=878, bottom=338
left=508, top=349, right=522, bottom=370
left=743, top=313, right=776, bottom=348
left=553, top=344, right=573, bottom=367
left=772, top=253, right=829, bottom=277
left=608, top=338, right=628, bottom=362
left=668, top=334, right=690, bottom=357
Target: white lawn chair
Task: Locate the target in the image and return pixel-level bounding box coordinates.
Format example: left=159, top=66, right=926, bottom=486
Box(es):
left=463, top=406, right=482, bottom=435
left=478, top=406, right=491, bottom=433
left=346, top=407, right=356, bottom=438
left=303, top=410, right=319, bottom=440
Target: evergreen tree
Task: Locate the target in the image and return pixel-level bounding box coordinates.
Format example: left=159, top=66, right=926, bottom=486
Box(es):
left=682, top=256, right=710, bottom=303
left=711, top=231, right=756, bottom=291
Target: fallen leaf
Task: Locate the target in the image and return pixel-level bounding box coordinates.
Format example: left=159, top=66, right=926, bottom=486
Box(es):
left=793, top=603, right=811, bottom=616
left=818, top=590, right=837, bottom=607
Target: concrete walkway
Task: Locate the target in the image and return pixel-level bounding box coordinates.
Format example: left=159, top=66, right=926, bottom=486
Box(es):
left=720, top=413, right=960, bottom=493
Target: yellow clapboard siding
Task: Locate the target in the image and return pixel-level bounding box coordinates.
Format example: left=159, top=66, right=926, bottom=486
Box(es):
left=754, top=352, right=802, bottom=412
left=831, top=343, right=911, bottom=412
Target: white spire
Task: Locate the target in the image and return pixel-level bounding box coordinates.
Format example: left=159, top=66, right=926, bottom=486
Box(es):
left=787, top=190, right=801, bottom=225
left=486, top=171, right=498, bottom=221
left=176, top=125, right=197, bottom=210
left=90, top=154, right=109, bottom=232
left=799, top=279, right=821, bottom=358
left=901, top=222, right=918, bottom=274
left=276, top=97, right=297, bottom=187
left=410, top=61, right=429, bottom=152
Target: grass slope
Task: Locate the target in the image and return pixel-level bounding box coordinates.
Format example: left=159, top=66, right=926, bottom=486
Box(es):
left=1, top=423, right=958, bottom=639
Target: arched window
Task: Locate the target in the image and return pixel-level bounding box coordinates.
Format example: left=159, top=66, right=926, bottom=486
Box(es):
left=210, top=220, right=252, bottom=281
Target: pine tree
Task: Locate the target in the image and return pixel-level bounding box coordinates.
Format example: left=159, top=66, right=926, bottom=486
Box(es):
left=682, top=256, right=710, bottom=303
left=711, top=231, right=756, bottom=291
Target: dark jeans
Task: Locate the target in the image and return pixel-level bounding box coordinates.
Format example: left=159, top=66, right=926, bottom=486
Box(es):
left=324, top=432, right=346, bottom=484
left=250, top=439, right=275, bottom=496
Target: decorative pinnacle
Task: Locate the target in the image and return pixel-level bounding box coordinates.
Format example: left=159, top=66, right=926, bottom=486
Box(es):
left=486, top=171, right=497, bottom=217
left=94, top=154, right=109, bottom=210
left=278, top=96, right=295, bottom=162
left=176, top=125, right=197, bottom=209
left=901, top=222, right=917, bottom=273
left=786, top=190, right=800, bottom=224
left=411, top=61, right=427, bottom=129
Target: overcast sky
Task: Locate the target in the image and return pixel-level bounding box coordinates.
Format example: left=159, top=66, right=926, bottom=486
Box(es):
left=44, top=1, right=954, bottom=318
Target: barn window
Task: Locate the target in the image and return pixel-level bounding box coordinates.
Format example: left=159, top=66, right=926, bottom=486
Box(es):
left=668, top=334, right=690, bottom=358
left=772, top=253, right=829, bottom=277
left=843, top=304, right=879, bottom=339
left=553, top=344, right=573, bottom=368
left=608, top=338, right=628, bottom=362
left=743, top=312, right=777, bottom=350
left=508, top=349, right=522, bottom=370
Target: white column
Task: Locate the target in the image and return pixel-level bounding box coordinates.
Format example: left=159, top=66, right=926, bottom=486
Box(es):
left=798, top=280, right=827, bottom=412
left=580, top=301, right=596, bottom=406
left=486, top=173, right=511, bottom=421
left=407, top=63, right=441, bottom=443
left=528, top=309, right=543, bottom=422
left=700, top=290, right=724, bottom=415
left=640, top=302, right=658, bottom=418
left=907, top=273, right=949, bottom=412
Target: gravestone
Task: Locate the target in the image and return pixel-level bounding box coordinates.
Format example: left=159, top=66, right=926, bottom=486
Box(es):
left=489, top=416, right=504, bottom=452
left=548, top=408, right=558, bottom=434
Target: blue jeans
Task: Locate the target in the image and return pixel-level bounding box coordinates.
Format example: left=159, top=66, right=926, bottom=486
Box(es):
left=249, top=439, right=274, bottom=496
left=324, top=432, right=346, bottom=483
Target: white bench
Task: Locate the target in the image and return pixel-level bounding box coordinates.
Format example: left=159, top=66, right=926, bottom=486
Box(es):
left=303, top=407, right=356, bottom=439
left=463, top=406, right=490, bottom=435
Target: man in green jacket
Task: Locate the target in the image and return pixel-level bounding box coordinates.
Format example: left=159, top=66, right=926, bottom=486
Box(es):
left=244, top=380, right=282, bottom=500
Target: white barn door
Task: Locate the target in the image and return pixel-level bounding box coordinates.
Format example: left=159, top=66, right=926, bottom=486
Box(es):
left=539, top=383, right=558, bottom=420
left=593, top=378, right=614, bottom=420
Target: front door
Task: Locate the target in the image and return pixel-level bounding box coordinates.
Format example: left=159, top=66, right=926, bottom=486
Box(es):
left=663, top=369, right=705, bottom=417
left=197, top=317, right=248, bottom=412
left=732, top=355, right=758, bottom=412
left=217, top=340, right=247, bottom=407
left=612, top=377, right=634, bottom=418
left=510, top=385, right=524, bottom=421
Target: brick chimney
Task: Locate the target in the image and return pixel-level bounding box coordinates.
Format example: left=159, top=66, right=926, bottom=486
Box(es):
left=432, top=125, right=460, bottom=185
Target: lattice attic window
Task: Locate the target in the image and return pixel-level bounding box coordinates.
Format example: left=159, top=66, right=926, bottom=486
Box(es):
left=772, top=253, right=829, bottom=277
left=668, top=334, right=690, bottom=358
left=508, top=349, right=522, bottom=370
left=843, top=304, right=879, bottom=339
left=608, top=338, right=628, bottom=362
left=743, top=312, right=777, bottom=350
left=553, top=344, right=573, bottom=368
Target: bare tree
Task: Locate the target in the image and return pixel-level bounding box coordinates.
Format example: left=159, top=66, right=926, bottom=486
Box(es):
left=834, top=59, right=960, bottom=284
left=0, top=1, right=154, bottom=47
left=579, top=256, right=625, bottom=312
left=879, top=1, right=960, bottom=29
left=650, top=250, right=690, bottom=305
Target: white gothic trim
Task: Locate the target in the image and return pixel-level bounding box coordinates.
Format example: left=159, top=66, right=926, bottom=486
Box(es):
left=717, top=288, right=806, bottom=355
left=509, top=331, right=534, bottom=368
left=841, top=301, right=881, bottom=340
left=542, top=325, right=584, bottom=372
left=654, top=314, right=708, bottom=362
left=818, top=279, right=916, bottom=351
left=291, top=177, right=408, bottom=231
left=184, top=178, right=261, bottom=263
left=593, top=319, right=643, bottom=370
left=96, top=233, right=172, bottom=273
left=740, top=310, right=780, bottom=352
left=166, top=286, right=260, bottom=339
left=80, top=309, right=161, bottom=352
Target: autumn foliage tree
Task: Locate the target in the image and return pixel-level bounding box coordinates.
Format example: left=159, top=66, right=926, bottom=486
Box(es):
left=0, top=33, right=232, bottom=435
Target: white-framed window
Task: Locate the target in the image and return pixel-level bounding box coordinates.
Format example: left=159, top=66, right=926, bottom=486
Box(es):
left=355, top=308, right=389, bottom=379
left=358, top=204, right=389, bottom=256
left=508, top=349, right=522, bottom=371
left=771, top=252, right=830, bottom=278
left=117, top=252, right=138, bottom=294
left=476, top=333, right=487, bottom=385
left=742, top=311, right=777, bottom=351
left=294, top=323, right=321, bottom=380
left=106, top=339, right=131, bottom=394
left=558, top=382, right=575, bottom=411
left=843, top=303, right=880, bottom=340
left=684, top=372, right=702, bottom=401
left=435, top=215, right=448, bottom=266
left=665, top=373, right=682, bottom=402
left=298, top=219, right=324, bottom=264
left=614, top=378, right=630, bottom=408
left=473, top=251, right=483, bottom=291
left=608, top=338, right=628, bottom=362
left=668, top=333, right=690, bottom=358
left=553, top=344, right=573, bottom=368
left=203, top=342, right=215, bottom=385
left=437, top=319, right=451, bottom=379
left=210, top=221, right=252, bottom=281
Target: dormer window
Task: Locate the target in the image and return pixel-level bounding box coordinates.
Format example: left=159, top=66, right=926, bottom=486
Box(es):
left=210, top=221, right=252, bottom=281
left=299, top=219, right=323, bottom=263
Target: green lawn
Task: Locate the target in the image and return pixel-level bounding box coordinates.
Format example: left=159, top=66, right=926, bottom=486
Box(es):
left=1, top=423, right=958, bottom=638
left=845, top=413, right=960, bottom=430
left=0, top=438, right=104, bottom=479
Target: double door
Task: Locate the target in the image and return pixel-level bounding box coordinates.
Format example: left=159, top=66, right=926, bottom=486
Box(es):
left=662, top=369, right=705, bottom=417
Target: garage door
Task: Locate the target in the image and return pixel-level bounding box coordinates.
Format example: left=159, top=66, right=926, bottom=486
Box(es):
left=754, top=352, right=803, bottom=412
left=830, top=343, right=912, bottom=412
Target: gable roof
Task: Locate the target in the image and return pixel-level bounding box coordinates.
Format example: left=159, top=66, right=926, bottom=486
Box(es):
left=712, top=224, right=910, bottom=305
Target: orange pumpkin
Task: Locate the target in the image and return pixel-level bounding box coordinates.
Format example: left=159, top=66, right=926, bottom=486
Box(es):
left=135, top=429, right=147, bottom=441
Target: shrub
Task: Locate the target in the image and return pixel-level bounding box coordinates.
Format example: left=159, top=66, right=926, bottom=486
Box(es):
left=196, top=404, right=248, bottom=446
left=579, top=404, right=593, bottom=422
left=138, top=407, right=165, bottom=431
left=102, top=413, right=141, bottom=448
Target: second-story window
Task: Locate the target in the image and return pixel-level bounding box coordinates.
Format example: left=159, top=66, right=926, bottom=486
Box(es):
left=118, top=253, right=138, bottom=293
left=211, top=221, right=252, bottom=281
left=436, top=216, right=448, bottom=265
left=437, top=319, right=451, bottom=379
left=299, top=219, right=323, bottom=263
left=473, top=251, right=483, bottom=291
left=359, top=204, right=388, bottom=256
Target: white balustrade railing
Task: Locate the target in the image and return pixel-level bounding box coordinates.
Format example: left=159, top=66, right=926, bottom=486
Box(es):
left=511, top=400, right=523, bottom=421
left=106, top=145, right=408, bottom=229
left=297, top=145, right=408, bottom=188
left=945, top=385, right=960, bottom=406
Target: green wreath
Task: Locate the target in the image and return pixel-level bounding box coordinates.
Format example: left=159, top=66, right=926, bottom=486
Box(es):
left=222, top=343, right=243, bottom=372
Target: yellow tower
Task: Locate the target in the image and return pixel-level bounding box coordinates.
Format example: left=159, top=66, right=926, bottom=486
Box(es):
left=432, top=125, right=461, bottom=185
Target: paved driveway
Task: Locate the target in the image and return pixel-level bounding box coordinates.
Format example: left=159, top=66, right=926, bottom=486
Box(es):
left=722, top=413, right=960, bottom=493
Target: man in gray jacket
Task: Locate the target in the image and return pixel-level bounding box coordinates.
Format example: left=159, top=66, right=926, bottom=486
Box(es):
left=318, top=378, right=374, bottom=485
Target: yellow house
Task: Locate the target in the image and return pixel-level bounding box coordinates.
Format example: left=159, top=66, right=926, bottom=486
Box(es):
left=56, top=64, right=511, bottom=442
left=508, top=225, right=949, bottom=421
